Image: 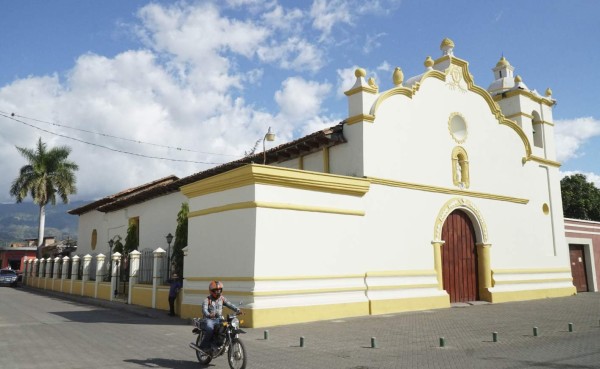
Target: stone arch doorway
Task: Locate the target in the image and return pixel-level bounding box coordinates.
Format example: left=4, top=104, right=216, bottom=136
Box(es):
left=432, top=198, right=492, bottom=303
left=441, top=210, right=478, bottom=302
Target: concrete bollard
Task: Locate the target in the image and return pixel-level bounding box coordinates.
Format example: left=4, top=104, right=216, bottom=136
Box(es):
left=568, top=323, right=573, bottom=332
left=439, top=337, right=445, bottom=347
left=300, top=336, right=305, bottom=347
left=533, top=327, right=538, bottom=337
left=264, top=330, right=269, bottom=340
left=371, top=337, right=378, bottom=349
left=492, top=332, right=498, bottom=342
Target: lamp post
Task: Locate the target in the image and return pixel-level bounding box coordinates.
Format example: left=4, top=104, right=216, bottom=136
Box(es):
left=263, top=127, right=276, bottom=164
left=166, top=233, right=173, bottom=280
left=108, top=239, right=114, bottom=280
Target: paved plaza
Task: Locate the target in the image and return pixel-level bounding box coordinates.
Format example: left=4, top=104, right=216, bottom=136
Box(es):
left=1, top=286, right=598, bottom=368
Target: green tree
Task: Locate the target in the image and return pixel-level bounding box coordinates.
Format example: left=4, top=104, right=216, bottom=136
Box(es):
left=172, top=202, right=188, bottom=276
left=123, top=223, right=139, bottom=254
left=9, top=138, right=78, bottom=257
left=561, top=174, right=600, bottom=221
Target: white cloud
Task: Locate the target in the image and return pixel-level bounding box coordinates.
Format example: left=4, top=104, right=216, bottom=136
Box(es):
left=310, top=0, right=353, bottom=40
left=377, top=61, right=392, bottom=72
left=336, top=66, right=359, bottom=97
left=363, top=32, right=387, bottom=54
left=274, top=77, right=332, bottom=122
left=554, top=117, right=600, bottom=162
left=257, top=37, right=325, bottom=72
left=560, top=171, right=600, bottom=188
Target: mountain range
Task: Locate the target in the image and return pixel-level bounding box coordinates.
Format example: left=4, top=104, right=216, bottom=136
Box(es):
left=0, top=201, right=86, bottom=246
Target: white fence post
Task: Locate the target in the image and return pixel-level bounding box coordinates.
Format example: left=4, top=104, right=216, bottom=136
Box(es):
left=95, top=254, right=106, bottom=298
left=62, top=256, right=70, bottom=279
left=111, top=252, right=122, bottom=301
left=71, top=255, right=80, bottom=294
left=45, top=258, right=53, bottom=289
left=82, top=254, right=92, bottom=296
left=128, top=250, right=141, bottom=305
left=152, top=248, right=166, bottom=309
left=53, top=257, right=60, bottom=289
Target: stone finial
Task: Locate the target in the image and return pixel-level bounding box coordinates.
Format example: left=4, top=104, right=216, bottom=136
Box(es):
left=424, top=56, right=434, bottom=69
left=545, top=87, right=552, bottom=97
left=515, top=75, right=522, bottom=83
left=440, top=38, right=455, bottom=56
left=393, top=67, right=404, bottom=86
left=355, top=68, right=366, bottom=78
left=367, top=77, right=378, bottom=90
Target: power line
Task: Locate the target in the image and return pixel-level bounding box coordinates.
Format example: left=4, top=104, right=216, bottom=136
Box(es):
left=0, top=110, right=239, bottom=157
left=0, top=112, right=228, bottom=165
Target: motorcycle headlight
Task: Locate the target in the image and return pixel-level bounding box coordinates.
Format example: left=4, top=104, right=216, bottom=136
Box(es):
left=231, top=317, right=240, bottom=329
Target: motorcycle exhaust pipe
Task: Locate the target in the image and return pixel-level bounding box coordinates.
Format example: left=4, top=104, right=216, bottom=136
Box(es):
left=189, top=343, right=203, bottom=352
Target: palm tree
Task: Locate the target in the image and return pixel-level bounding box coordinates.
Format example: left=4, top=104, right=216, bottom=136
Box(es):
left=9, top=137, right=79, bottom=258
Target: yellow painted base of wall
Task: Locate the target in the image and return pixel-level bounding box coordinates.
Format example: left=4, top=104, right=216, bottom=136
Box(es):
left=131, top=286, right=153, bottom=308
left=97, top=283, right=112, bottom=301
left=181, top=302, right=370, bottom=328
left=490, top=286, right=577, bottom=303
left=369, top=295, right=451, bottom=315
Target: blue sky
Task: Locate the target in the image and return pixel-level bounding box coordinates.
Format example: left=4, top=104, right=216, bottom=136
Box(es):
left=1, top=0, right=599, bottom=203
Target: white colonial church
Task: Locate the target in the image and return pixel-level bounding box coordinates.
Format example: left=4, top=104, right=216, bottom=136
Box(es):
left=70, top=39, right=575, bottom=327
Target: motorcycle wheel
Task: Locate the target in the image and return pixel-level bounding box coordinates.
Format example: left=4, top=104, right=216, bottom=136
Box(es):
left=227, top=338, right=247, bottom=369
left=195, top=332, right=212, bottom=365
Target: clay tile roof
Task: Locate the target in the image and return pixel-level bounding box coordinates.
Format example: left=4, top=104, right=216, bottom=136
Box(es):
left=68, top=175, right=179, bottom=215
left=69, top=122, right=346, bottom=215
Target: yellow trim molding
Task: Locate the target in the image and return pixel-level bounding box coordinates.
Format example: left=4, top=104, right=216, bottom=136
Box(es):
left=522, top=155, right=561, bottom=167
left=241, top=301, right=369, bottom=328
left=370, top=295, right=450, bottom=315
left=345, top=113, right=376, bottom=125
left=344, top=85, right=378, bottom=96
left=366, top=270, right=436, bottom=277
left=493, top=278, right=572, bottom=285
left=186, top=274, right=365, bottom=282
left=489, top=287, right=576, bottom=303
left=181, top=164, right=370, bottom=198
left=493, top=89, right=556, bottom=107
left=492, top=267, right=571, bottom=275
left=368, top=177, right=528, bottom=204
left=188, top=201, right=365, bottom=218
left=434, top=197, right=488, bottom=243
left=505, top=112, right=534, bottom=120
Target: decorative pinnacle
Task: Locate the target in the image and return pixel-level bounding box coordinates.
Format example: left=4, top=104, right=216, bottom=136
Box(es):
left=496, top=56, right=510, bottom=67
left=515, top=75, right=522, bottom=83
left=545, top=87, right=552, bottom=97
left=440, top=38, right=455, bottom=49
left=393, top=67, right=404, bottom=86
left=367, top=77, right=378, bottom=90
left=355, top=68, right=366, bottom=78
left=424, top=56, right=434, bottom=68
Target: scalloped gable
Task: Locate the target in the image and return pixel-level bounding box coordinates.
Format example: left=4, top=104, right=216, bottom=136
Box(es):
left=368, top=55, right=533, bottom=159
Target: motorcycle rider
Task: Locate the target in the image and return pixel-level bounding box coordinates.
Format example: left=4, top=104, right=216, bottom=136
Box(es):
left=199, top=280, right=242, bottom=354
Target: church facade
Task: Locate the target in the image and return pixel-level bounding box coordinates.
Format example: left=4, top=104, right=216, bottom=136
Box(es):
left=71, top=39, right=576, bottom=327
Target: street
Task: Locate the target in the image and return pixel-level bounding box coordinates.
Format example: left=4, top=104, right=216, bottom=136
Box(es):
left=0, top=286, right=599, bottom=369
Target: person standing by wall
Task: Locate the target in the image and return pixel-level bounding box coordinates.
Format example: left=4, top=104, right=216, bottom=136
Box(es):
left=168, top=273, right=182, bottom=316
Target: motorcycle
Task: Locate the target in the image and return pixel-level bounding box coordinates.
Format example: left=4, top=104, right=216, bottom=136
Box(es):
left=189, top=312, right=247, bottom=369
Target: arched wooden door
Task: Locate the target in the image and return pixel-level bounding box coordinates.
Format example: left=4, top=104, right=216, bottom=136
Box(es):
left=441, top=210, right=479, bottom=302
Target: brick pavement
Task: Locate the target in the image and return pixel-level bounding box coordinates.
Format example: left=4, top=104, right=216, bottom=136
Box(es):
left=23, top=287, right=600, bottom=369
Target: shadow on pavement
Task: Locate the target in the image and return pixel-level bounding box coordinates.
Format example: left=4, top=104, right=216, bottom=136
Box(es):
left=124, top=358, right=212, bottom=369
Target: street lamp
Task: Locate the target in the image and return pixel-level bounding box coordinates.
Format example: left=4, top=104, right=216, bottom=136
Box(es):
left=263, top=127, right=275, bottom=164
left=166, top=233, right=174, bottom=280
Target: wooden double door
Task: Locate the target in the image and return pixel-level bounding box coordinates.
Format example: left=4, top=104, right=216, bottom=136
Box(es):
left=441, top=210, right=479, bottom=303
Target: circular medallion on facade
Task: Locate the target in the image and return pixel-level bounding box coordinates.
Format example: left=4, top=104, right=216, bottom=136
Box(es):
left=448, top=113, right=468, bottom=144
left=542, top=203, right=550, bottom=215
